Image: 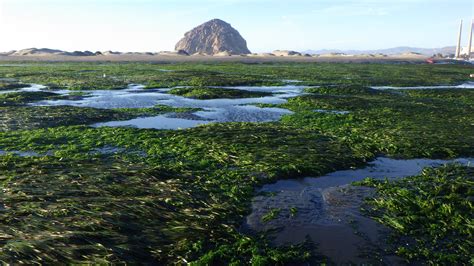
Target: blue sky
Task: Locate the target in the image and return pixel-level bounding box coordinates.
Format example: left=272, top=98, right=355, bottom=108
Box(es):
left=0, top=0, right=473, bottom=52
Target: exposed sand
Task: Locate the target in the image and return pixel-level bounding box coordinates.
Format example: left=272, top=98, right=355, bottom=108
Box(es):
left=0, top=54, right=438, bottom=63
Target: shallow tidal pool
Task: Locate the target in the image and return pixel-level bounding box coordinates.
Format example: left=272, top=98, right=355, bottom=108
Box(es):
left=28, top=84, right=303, bottom=129
left=243, top=157, right=474, bottom=264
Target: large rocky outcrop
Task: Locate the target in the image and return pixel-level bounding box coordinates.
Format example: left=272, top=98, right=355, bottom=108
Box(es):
left=175, top=19, right=251, bottom=55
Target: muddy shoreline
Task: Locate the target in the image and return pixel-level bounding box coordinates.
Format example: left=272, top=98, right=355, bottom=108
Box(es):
left=0, top=54, right=446, bottom=64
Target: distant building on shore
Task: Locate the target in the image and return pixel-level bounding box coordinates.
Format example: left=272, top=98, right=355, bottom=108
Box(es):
left=455, top=19, right=473, bottom=59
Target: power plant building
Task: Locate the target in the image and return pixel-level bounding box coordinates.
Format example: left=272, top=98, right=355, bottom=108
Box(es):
left=456, top=19, right=473, bottom=59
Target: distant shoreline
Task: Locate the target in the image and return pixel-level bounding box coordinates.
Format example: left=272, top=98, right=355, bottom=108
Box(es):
left=0, top=54, right=444, bottom=64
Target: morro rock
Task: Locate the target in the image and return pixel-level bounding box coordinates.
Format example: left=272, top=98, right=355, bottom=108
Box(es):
left=175, top=19, right=251, bottom=55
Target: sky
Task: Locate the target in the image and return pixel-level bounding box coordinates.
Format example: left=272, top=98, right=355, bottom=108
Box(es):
left=0, top=0, right=473, bottom=53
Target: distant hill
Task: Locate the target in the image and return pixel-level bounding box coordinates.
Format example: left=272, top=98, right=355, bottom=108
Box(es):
left=1, top=48, right=187, bottom=57
left=7, top=48, right=97, bottom=56
left=303, top=46, right=456, bottom=56
left=1, top=46, right=456, bottom=59
left=10, top=48, right=66, bottom=56
left=1, top=48, right=158, bottom=56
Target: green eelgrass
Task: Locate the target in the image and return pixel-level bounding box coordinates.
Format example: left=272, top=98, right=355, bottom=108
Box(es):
left=355, top=165, right=474, bottom=264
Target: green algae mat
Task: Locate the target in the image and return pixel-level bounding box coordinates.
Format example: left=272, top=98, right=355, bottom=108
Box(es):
left=0, top=62, right=473, bottom=264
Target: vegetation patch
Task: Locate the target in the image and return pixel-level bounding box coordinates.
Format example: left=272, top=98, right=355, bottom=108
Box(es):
left=168, top=87, right=272, bottom=99
left=0, top=156, right=192, bottom=263
left=304, top=85, right=389, bottom=96
left=277, top=87, right=474, bottom=159
left=0, top=124, right=359, bottom=264
left=261, top=208, right=282, bottom=222
left=0, top=91, right=67, bottom=106
left=354, top=165, right=474, bottom=264
left=0, top=62, right=472, bottom=90
left=0, top=81, right=25, bottom=91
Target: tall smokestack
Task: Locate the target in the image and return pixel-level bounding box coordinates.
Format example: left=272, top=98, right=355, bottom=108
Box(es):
left=456, top=19, right=463, bottom=59
left=468, top=19, right=473, bottom=59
